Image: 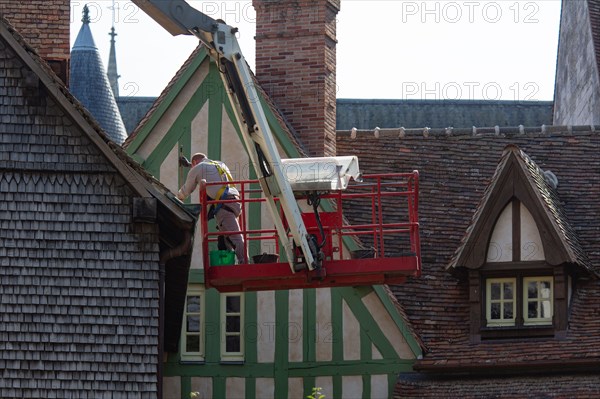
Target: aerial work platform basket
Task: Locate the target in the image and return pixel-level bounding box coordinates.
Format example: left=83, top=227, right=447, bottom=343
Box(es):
left=200, top=172, right=421, bottom=292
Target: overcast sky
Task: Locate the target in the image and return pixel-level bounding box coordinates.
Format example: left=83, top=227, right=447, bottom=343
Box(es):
left=70, top=0, right=562, bottom=100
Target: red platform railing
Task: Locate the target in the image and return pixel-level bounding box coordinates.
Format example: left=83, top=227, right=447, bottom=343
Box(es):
left=199, top=172, right=420, bottom=292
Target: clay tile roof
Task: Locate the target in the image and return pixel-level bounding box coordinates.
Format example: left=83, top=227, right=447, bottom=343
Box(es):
left=336, top=125, right=600, bottom=379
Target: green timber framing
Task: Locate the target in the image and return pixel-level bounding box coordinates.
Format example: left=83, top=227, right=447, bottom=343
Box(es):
left=125, top=48, right=421, bottom=399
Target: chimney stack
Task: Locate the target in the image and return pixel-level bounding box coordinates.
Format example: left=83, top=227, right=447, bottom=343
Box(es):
left=0, top=0, right=70, bottom=82
left=253, top=0, right=341, bottom=157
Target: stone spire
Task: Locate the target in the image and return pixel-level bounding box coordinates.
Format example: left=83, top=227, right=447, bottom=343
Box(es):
left=69, top=4, right=128, bottom=144
left=107, top=26, right=120, bottom=97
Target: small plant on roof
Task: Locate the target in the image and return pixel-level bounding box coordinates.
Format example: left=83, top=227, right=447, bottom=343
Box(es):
left=307, top=386, right=326, bottom=399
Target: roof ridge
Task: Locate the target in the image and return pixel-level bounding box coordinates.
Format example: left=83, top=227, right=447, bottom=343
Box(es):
left=338, top=125, right=600, bottom=138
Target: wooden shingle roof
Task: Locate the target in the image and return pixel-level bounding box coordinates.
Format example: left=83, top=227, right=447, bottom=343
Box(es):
left=0, top=15, right=195, bottom=397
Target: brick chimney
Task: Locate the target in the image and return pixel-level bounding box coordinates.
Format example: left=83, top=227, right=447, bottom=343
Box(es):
left=253, top=0, right=340, bottom=157
left=0, top=0, right=70, bottom=82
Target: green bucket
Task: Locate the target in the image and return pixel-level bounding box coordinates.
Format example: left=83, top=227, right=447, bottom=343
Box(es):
left=210, top=250, right=236, bottom=266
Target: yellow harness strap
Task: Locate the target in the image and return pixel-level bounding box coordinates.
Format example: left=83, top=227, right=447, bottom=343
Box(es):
left=206, top=160, right=233, bottom=200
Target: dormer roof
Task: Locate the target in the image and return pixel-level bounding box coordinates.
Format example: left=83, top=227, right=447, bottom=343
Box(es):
left=448, top=144, right=593, bottom=275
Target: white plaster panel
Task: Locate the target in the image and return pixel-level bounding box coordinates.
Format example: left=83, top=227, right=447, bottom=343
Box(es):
left=371, top=374, right=389, bottom=399
left=220, top=104, right=250, bottom=180
left=487, top=203, right=513, bottom=262
left=315, top=377, right=333, bottom=399
left=225, top=377, right=245, bottom=398
left=362, top=292, right=415, bottom=359
left=342, top=375, right=363, bottom=399
left=160, top=144, right=180, bottom=193
left=257, top=290, right=276, bottom=363
left=162, top=377, right=181, bottom=399
left=190, top=377, right=212, bottom=399
left=288, top=289, right=304, bottom=362
left=316, top=288, right=332, bottom=362
left=288, top=377, right=304, bottom=399
left=372, top=343, right=383, bottom=360
left=190, top=223, right=204, bottom=270
left=137, top=61, right=209, bottom=160
left=520, top=203, right=545, bottom=261
left=342, top=298, right=360, bottom=361
left=191, top=101, right=210, bottom=164
left=255, top=378, right=275, bottom=399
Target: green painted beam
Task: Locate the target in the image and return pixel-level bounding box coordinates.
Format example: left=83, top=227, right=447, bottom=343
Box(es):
left=274, top=290, right=289, bottom=397
left=303, top=289, right=316, bottom=363
left=164, top=358, right=413, bottom=378
left=180, top=377, right=191, bottom=399
left=188, top=269, right=204, bottom=284
left=287, top=359, right=414, bottom=376
left=204, top=288, right=221, bottom=363
left=339, top=288, right=399, bottom=360
left=207, top=62, right=224, bottom=158
left=244, top=292, right=258, bottom=364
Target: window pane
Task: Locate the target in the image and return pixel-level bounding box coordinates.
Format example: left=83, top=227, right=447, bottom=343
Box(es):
left=527, top=281, right=538, bottom=299
left=226, top=296, right=241, bottom=312
left=187, top=315, right=200, bottom=333
left=491, top=283, right=501, bottom=300
left=503, top=283, right=513, bottom=300
left=491, top=303, right=500, bottom=319
left=187, top=295, right=200, bottom=313
left=226, top=336, right=240, bottom=352
left=186, top=335, right=200, bottom=352
left=226, top=315, right=240, bottom=332
left=528, top=301, right=538, bottom=318
left=541, top=300, right=552, bottom=318
left=541, top=282, right=552, bottom=298
left=503, top=301, right=513, bottom=319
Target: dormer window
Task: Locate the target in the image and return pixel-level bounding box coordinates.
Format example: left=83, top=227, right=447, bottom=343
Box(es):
left=479, top=199, right=556, bottom=333
left=484, top=274, right=554, bottom=330
left=448, top=146, right=591, bottom=343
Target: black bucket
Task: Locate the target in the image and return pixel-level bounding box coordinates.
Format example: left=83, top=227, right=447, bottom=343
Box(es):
left=252, top=253, right=279, bottom=264
left=350, top=248, right=377, bottom=259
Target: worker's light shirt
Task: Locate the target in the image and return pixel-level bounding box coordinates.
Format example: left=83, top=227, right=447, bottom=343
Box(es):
left=178, top=159, right=239, bottom=201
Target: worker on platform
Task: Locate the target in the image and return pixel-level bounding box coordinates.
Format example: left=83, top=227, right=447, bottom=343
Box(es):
left=177, top=153, right=246, bottom=264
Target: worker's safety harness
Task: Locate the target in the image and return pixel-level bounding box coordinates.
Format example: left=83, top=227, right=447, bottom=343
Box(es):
left=206, top=160, right=236, bottom=220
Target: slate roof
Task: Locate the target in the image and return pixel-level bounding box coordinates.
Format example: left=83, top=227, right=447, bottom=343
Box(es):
left=119, top=96, right=555, bottom=139
left=336, top=125, right=600, bottom=396
left=69, top=16, right=128, bottom=145
left=588, top=0, right=600, bottom=80
left=0, top=16, right=194, bottom=398
left=117, top=96, right=155, bottom=134
left=336, top=99, right=554, bottom=130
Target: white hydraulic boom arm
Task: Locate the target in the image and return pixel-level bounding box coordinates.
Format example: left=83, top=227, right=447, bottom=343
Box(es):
left=132, top=0, right=320, bottom=271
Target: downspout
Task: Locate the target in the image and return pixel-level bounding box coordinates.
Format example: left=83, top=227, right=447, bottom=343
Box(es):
left=158, top=229, right=192, bottom=399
